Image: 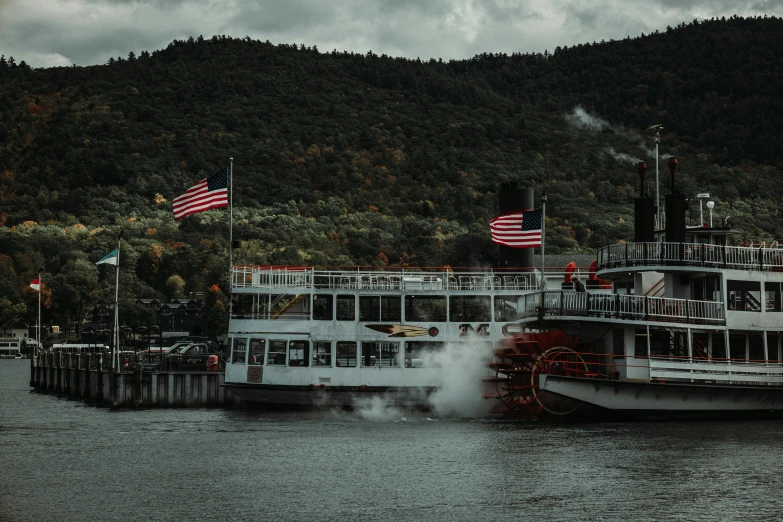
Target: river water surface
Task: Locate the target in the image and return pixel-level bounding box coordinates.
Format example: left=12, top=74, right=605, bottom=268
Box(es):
left=1, top=360, right=782, bottom=521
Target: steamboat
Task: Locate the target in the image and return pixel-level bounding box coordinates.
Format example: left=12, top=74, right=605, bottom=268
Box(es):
left=224, top=158, right=783, bottom=419
left=222, top=182, right=559, bottom=409
left=223, top=264, right=549, bottom=407
left=497, top=158, right=783, bottom=420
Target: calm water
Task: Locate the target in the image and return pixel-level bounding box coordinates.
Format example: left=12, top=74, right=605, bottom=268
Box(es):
left=2, top=361, right=783, bottom=522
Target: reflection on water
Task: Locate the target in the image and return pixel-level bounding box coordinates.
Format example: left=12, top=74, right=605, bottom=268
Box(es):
left=1, top=360, right=782, bottom=521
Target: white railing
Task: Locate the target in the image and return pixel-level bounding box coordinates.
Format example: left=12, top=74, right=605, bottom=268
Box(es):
left=598, top=242, right=783, bottom=271
left=649, top=358, right=783, bottom=384
left=231, top=266, right=593, bottom=293
left=533, top=292, right=724, bottom=324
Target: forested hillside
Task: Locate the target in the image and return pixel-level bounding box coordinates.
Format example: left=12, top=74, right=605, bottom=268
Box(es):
left=1, top=15, right=782, bottom=335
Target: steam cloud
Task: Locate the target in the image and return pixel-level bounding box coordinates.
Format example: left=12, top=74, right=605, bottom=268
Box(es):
left=347, top=340, right=494, bottom=420
left=604, top=147, right=643, bottom=165
left=564, top=106, right=611, bottom=131
left=424, top=341, right=493, bottom=417
left=566, top=105, right=673, bottom=165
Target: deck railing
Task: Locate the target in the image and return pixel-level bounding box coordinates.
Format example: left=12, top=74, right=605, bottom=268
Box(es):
left=532, top=291, right=724, bottom=324
left=598, top=242, right=783, bottom=271
left=231, top=288, right=724, bottom=325
left=649, top=357, right=783, bottom=385
left=538, top=352, right=783, bottom=386
left=230, top=266, right=588, bottom=293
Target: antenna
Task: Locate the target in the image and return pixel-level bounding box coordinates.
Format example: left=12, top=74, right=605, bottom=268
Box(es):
left=647, top=124, right=663, bottom=225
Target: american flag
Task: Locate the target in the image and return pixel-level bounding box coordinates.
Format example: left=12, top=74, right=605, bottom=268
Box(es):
left=172, top=168, right=229, bottom=220
left=490, top=209, right=542, bottom=248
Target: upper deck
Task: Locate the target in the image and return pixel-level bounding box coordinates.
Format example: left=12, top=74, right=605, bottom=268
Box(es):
left=230, top=266, right=588, bottom=294
left=598, top=242, right=783, bottom=272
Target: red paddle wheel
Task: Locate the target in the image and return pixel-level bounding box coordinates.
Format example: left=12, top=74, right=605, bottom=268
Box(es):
left=484, top=331, right=586, bottom=418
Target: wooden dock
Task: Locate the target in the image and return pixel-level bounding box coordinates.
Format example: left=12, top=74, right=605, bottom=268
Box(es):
left=30, top=352, right=242, bottom=408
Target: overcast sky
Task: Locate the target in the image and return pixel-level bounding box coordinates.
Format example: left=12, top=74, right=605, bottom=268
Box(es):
left=1, top=0, right=781, bottom=68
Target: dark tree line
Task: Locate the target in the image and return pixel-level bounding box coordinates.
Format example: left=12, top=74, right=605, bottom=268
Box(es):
left=1, top=16, right=782, bottom=335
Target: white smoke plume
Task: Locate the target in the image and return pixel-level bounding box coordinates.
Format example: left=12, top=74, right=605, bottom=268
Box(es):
left=604, top=147, right=643, bottom=165
left=565, top=105, right=671, bottom=165
left=564, top=106, right=611, bottom=131
left=424, top=341, right=493, bottom=418
left=351, top=396, right=409, bottom=422
left=344, top=340, right=494, bottom=420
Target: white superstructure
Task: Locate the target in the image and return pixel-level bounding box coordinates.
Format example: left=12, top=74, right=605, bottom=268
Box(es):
left=223, top=267, right=566, bottom=407
left=224, top=158, right=783, bottom=419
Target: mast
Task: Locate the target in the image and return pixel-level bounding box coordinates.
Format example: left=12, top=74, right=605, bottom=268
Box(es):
left=37, top=267, right=42, bottom=358
left=113, top=230, right=123, bottom=370
left=229, top=157, right=234, bottom=329
left=540, top=191, right=547, bottom=308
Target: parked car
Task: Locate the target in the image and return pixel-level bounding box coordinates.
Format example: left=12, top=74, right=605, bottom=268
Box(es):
left=162, top=342, right=223, bottom=371
left=128, top=343, right=189, bottom=371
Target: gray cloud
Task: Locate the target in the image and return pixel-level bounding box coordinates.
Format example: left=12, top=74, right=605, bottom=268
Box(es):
left=1, top=0, right=782, bottom=67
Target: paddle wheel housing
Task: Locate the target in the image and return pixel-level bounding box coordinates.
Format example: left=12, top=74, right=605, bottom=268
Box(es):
left=485, top=330, right=586, bottom=417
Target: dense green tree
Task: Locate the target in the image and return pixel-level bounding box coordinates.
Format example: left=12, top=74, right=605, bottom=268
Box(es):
left=48, top=259, right=99, bottom=336
left=1, top=17, right=783, bottom=338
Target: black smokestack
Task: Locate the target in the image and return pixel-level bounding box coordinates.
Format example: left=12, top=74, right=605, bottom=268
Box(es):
left=634, top=162, right=654, bottom=242
left=498, top=183, right=534, bottom=268
left=665, top=157, right=685, bottom=243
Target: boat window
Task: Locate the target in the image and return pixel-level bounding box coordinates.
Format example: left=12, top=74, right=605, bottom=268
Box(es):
left=289, top=341, right=309, bottom=367
left=336, top=295, right=355, bottom=321
left=336, top=341, right=357, bottom=367
left=313, top=342, right=332, bottom=367
left=359, top=296, right=381, bottom=321
left=231, top=338, right=247, bottom=364
left=634, top=330, right=648, bottom=357
left=749, top=334, right=764, bottom=362
left=361, top=342, right=399, bottom=367
left=766, top=333, right=781, bottom=362
left=729, top=334, right=746, bottom=361
left=248, top=339, right=265, bottom=366
left=381, top=296, right=401, bottom=322
left=313, top=295, right=333, bottom=320
left=711, top=332, right=727, bottom=360
left=268, top=341, right=287, bottom=366
left=765, top=282, right=781, bottom=312
left=494, top=295, right=525, bottom=322
left=648, top=328, right=670, bottom=357
left=727, top=280, right=761, bottom=312
left=359, top=296, right=401, bottom=322
left=405, top=341, right=445, bottom=368
left=449, top=296, right=491, bottom=322
left=404, top=295, right=446, bottom=322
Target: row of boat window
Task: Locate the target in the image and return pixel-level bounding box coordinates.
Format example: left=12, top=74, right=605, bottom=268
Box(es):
left=229, top=338, right=487, bottom=368
left=307, top=294, right=524, bottom=322
left=235, top=294, right=532, bottom=322
left=727, top=281, right=783, bottom=312
left=634, top=329, right=783, bottom=361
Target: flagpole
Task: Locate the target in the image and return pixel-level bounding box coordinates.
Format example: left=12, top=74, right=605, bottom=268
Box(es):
left=540, top=192, right=547, bottom=312
left=229, top=158, right=234, bottom=322
left=37, top=268, right=42, bottom=359
left=229, top=158, right=234, bottom=284
left=113, top=230, right=123, bottom=371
